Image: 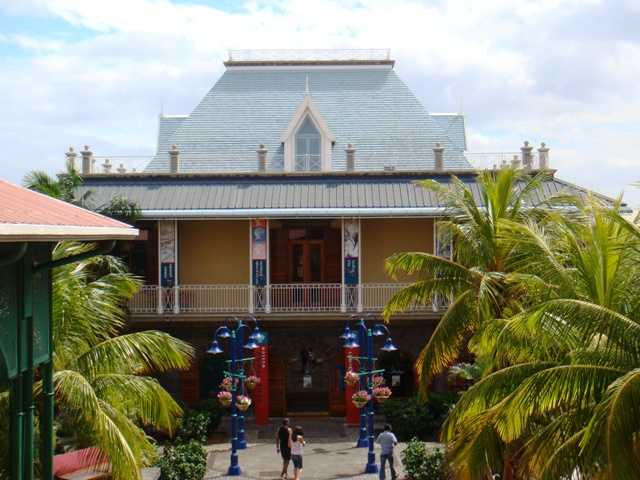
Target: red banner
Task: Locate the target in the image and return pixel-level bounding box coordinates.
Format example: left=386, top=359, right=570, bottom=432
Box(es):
left=252, top=345, right=270, bottom=426
left=344, top=346, right=360, bottom=425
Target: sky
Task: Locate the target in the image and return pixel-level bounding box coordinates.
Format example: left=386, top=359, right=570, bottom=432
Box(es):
left=1, top=0, right=639, bottom=206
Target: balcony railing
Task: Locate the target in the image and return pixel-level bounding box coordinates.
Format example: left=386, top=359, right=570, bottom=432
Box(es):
left=128, top=283, right=447, bottom=315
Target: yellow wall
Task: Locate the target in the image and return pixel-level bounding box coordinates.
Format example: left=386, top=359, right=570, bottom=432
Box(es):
left=361, top=218, right=434, bottom=282
left=179, top=220, right=249, bottom=284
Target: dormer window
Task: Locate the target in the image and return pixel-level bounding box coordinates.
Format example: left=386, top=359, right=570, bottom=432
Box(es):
left=281, top=93, right=335, bottom=172
left=295, top=117, right=321, bottom=171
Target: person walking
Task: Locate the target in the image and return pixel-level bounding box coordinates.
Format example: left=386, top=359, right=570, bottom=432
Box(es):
left=290, top=426, right=306, bottom=480
left=376, top=424, right=398, bottom=480
left=276, top=418, right=292, bottom=479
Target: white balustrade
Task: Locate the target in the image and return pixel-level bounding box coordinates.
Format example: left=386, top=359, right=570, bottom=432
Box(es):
left=128, top=283, right=444, bottom=315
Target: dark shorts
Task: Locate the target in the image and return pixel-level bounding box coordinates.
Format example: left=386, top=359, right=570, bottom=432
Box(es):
left=292, top=455, right=303, bottom=469
left=280, top=447, right=291, bottom=461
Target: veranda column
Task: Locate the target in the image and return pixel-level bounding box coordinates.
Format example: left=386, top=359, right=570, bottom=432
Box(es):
left=250, top=219, right=269, bottom=312
left=343, top=219, right=360, bottom=311
left=433, top=220, right=452, bottom=311
left=158, top=220, right=178, bottom=314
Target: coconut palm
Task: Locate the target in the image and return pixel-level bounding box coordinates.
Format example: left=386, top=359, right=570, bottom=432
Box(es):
left=442, top=199, right=640, bottom=479
left=383, top=168, right=549, bottom=390
left=23, top=159, right=92, bottom=206
left=48, top=242, right=193, bottom=480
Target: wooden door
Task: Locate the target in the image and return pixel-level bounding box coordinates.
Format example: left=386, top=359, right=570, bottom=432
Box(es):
left=269, top=356, right=287, bottom=417
left=289, top=240, right=324, bottom=283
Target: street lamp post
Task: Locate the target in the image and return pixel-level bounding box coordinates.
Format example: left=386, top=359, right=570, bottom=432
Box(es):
left=341, top=316, right=398, bottom=474
left=207, top=316, right=265, bottom=477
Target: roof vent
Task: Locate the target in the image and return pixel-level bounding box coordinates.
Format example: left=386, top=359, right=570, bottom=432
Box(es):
left=257, top=144, right=268, bottom=172
left=433, top=143, right=444, bottom=171
left=169, top=145, right=180, bottom=174
left=511, top=154, right=521, bottom=169
left=65, top=146, right=77, bottom=171
left=521, top=141, right=533, bottom=170
left=345, top=144, right=356, bottom=171
left=81, top=145, right=93, bottom=175
left=538, top=142, right=550, bottom=169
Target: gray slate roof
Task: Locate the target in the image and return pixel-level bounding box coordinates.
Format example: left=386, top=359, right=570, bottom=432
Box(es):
left=79, top=172, right=624, bottom=218
left=156, top=115, right=187, bottom=157
left=430, top=114, right=467, bottom=151
left=148, top=66, right=471, bottom=173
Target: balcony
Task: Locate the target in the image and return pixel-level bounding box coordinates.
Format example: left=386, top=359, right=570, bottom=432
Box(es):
left=128, top=283, right=445, bottom=316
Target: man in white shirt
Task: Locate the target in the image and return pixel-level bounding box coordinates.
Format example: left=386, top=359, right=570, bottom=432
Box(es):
left=376, top=424, right=398, bottom=480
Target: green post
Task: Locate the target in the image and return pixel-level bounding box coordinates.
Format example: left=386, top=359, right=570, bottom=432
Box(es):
left=23, top=255, right=34, bottom=480
left=10, top=377, right=24, bottom=480
left=41, top=360, right=54, bottom=480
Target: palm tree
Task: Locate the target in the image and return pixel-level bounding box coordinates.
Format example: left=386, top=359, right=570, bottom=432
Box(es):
left=23, top=159, right=92, bottom=206
left=48, top=242, right=193, bottom=480
left=442, top=198, right=640, bottom=479
left=383, top=168, right=549, bottom=391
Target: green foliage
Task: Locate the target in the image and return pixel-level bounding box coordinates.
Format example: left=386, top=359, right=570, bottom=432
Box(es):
left=381, top=393, right=456, bottom=441
left=97, top=196, right=141, bottom=223
left=195, top=398, right=225, bottom=435
left=176, top=409, right=211, bottom=444
left=401, top=439, right=450, bottom=480
left=48, top=242, right=194, bottom=480
left=158, top=441, right=207, bottom=480
left=23, top=159, right=91, bottom=207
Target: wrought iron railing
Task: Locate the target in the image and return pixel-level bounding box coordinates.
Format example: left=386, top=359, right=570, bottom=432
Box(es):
left=128, top=283, right=448, bottom=315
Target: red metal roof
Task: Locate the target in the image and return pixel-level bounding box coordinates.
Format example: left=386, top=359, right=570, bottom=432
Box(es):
left=0, top=179, right=138, bottom=241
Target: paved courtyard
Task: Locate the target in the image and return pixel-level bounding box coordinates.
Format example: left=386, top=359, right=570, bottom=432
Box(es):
left=201, top=418, right=442, bottom=480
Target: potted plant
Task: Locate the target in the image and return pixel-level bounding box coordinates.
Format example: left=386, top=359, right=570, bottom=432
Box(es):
left=236, top=395, right=252, bottom=412
left=352, top=390, right=371, bottom=409
left=373, top=386, right=392, bottom=403
left=344, top=370, right=360, bottom=387
left=372, top=375, right=385, bottom=388
left=220, top=376, right=235, bottom=392
left=217, top=390, right=232, bottom=407
left=244, top=375, right=260, bottom=390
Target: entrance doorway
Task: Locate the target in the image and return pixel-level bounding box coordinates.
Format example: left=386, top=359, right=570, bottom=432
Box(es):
left=290, top=240, right=324, bottom=283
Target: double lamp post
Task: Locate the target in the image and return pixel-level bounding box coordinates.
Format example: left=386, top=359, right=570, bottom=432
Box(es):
left=341, top=315, right=398, bottom=474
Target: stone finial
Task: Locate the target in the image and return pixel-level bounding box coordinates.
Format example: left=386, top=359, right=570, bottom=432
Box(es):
left=538, top=142, right=550, bottom=169
left=65, top=146, right=77, bottom=171
left=511, top=154, right=521, bottom=169
left=257, top=144, right=268, bottom=172
left=169, top=144, right=180, bottom=174
left=345, top=144, right=356, bottom=171
left=102, top=158, right=112, bottom=174
left=521, top=141, right=533, bottom=170
left=117, top=163, right=127, bottom=174
left=80, top=145, right=93, bottom=174
left=433, top=142, right=445, bottom=171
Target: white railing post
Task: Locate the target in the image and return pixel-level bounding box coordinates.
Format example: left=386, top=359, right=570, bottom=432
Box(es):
left=340, top=284, right=346, bottom=312
left=157, top=286, right=163, bottom=314
left=248, top=285, right=254, bottom=313
left=173, top=285, right=180, bottom=314
left=357, top=283, right=363, bottom=312
left=265, top=284, right=271, bottom=313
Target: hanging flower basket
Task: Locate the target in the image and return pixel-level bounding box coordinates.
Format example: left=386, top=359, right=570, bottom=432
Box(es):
left=352, top=390, right=371, bottom=409
left=372, top=375, right=386, bottom=388
left=373, top=386, right=392, bottom=403
left=245, top=375, right=261, bottom=391
left=236, top=395, right=252, bottom=412
left=344, top=370, right=360, bottom=387
left=217, top=391, right=232, bottom=407
left=220, top=376, right=235, bottom=392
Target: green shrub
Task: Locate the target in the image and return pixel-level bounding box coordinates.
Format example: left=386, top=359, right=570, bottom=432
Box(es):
left=195, top=398, right=224, bottom=435
left=176, top=409, right=211, bottom=444
left=158, top=440, right=207, bottom=480
left=381, top=393, right=456, bottom=441
left=401, top=438, right=450, bottom=480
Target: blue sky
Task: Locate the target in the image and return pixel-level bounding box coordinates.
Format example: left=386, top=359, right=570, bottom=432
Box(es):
left=1, top=0, right=639, bottom=206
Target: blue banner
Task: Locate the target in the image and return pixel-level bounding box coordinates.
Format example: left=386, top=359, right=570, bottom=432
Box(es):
left=160, top=262, right=175, bottom=287
left=252, top=259, right=267, bottom=286
left=344, top=258, right=358, bottom=285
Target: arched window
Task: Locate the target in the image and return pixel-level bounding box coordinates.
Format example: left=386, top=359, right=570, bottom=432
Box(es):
left=295, top=116, right=321, bottom=171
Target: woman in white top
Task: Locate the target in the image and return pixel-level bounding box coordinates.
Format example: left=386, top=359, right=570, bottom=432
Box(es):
left=290, top=426, right=306, bottom=480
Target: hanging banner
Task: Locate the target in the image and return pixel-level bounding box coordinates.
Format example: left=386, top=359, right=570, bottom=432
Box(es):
left=251, top=219, right=268, bottom=286
left=343, top=219, right=359, bottom=285
left=159, top=220, right=176, bottom=287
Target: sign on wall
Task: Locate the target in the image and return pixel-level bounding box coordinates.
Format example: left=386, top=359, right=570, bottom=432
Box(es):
left=343, top=219, right=359, bottom=285
left=251, top=219, right=267, bottom=286
left=159, top=220, right=176, bottom=287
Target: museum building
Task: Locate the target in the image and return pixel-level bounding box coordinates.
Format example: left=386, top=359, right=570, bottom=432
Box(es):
left=69, top=49, right=619, bottom=418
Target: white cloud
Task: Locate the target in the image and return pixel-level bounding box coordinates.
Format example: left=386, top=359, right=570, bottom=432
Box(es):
left=0, top=0, right=638, bottom=205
